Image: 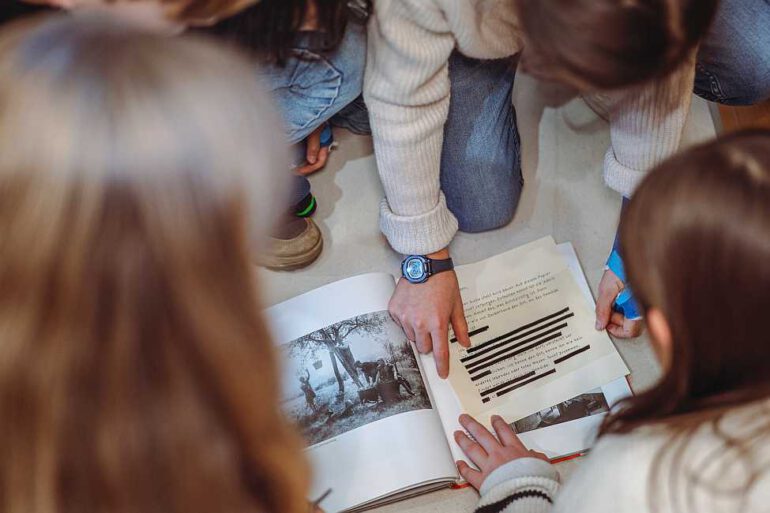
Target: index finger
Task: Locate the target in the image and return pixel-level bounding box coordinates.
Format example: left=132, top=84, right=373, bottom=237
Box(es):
left=490, top=415, right=524, bottom=448
left=595, top=284, right=618, bottom=331
left=432, top=324, right=449, bottom=378
left=451, top=300, right=472, bottom=348
left=459, top=414, right=501, bottom=454
left=306, top=128, right=321, bottom=163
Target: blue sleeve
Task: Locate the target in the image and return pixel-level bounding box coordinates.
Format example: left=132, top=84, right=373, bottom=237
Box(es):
left=606, top=198, right=642, bottom=320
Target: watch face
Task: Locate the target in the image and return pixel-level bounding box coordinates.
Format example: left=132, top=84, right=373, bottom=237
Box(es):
left=404, top=257, right=426, bottom=281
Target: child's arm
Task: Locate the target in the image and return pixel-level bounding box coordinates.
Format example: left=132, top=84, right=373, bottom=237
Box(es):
left=454, top=415, right=559, bottom=513
left=602, top=53, right=696, bottom=198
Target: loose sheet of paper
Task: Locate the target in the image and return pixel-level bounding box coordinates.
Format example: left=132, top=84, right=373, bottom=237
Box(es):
left=424, top=242, right=632, bottom=461
left=447, top=237, right=629, bottom=423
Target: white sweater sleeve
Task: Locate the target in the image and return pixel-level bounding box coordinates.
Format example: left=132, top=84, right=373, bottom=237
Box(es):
left=364, top=0, right=459, bottom=255
left=474, top=458, right=559, bottom=513
left=602, top=57, right=696, bottom=197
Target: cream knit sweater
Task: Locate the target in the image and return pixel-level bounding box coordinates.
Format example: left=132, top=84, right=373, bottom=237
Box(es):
left=364, top=0, right=695, bottom=255
left=473, top=398, right=770, bottom=513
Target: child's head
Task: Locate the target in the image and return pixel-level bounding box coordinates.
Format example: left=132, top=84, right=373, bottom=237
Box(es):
left=0, top=13, right=306, bottom=513
left=515, top=0, right=718, bottom=91
left=23, top=0, right=257, bottom=28
left=607, top=131, right=770, bottom=431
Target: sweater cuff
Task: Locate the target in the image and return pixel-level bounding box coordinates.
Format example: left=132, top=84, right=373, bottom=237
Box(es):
left=603, top=148, right=647, bottom=198
left=480, top=458, right=559, bottom=497
left=379, top=193, right=459, bottom=255
left=475, top=459, right=559, bottom=513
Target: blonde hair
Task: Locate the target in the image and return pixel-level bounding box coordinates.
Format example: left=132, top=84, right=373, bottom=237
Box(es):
left=0, top=13, right=307, bottom=513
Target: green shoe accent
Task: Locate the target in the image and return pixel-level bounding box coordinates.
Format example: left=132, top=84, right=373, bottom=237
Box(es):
left=296, top=195, right=317, bottom=217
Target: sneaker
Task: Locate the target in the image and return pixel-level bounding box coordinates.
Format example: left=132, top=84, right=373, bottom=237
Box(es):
left=294, top=192, right=318, bottom=218
left=260, top=217, right=323, bottom=271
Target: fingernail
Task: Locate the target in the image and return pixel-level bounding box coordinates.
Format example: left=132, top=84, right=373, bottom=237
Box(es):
left=308, top=156, right=316, bottom=164
left=595, top=320, right=602, bottom=330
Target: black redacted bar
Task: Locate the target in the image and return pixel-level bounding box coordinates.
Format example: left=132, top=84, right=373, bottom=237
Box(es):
left=450, top=325, right=489, bottom=343
left=496, top=369, right=557, bottom=398
left=554, top=345, right=591, bottom=364
left=466, top=332, right=562, bottom=375
left=462, top=309, right=573, bottom=360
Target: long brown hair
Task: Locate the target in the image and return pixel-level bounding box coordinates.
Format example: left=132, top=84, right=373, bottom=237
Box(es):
left=602, top=131, right=770, bottom=510
left=0, top=13, right=308, bottom=513
left=515, top=0, right=718, bottom=91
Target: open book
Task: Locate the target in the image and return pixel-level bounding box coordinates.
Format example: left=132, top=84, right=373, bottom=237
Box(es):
left=265, top=237, right=631, bottom=513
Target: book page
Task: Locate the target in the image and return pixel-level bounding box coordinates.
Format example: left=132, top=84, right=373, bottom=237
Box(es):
left=265, top=273, right=458, bottom=513
left=447, top=237, right=629, bottom=422
left=424, top=240, right=631, bottom=460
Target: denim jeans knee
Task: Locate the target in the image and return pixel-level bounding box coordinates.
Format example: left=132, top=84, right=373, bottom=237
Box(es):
left=695, top=0, right=770, bottom=105
left=259, top=23, right=367, bottom=144
left=440, top=53, right=522, bottom=234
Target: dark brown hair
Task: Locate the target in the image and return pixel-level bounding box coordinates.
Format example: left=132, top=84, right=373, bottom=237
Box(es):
left=0, top=14, right=307, bottom=513
left=207, top=0, right=352, bottom=64
left=515, top=0, right=718, bottom=91
left=602, top=131, right=770, bottom=510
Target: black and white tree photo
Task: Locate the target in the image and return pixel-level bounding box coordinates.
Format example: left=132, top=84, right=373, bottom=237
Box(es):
left=281, top=311, right=432, bottom=446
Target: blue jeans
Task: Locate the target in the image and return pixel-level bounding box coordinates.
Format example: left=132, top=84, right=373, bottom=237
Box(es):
left=260, top=23, right=370, bottom=206
left=441, top=53, right=522, bottom=233
left=443, top=0, right=770, bottom=237
left=695, top=0, right=770, bottom=105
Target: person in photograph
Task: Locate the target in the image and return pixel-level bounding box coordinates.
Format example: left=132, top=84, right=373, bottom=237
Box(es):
left=376, top=358, right=393, bottom=382
left=366, top=0, right=770, bottom=378
left=356, top=360, right=381, bottom=385
left=300, top=370, right=320, bottom=412
left=0, top=14, right=310, bottom=513
left=454, top=131, right=770, bottom=513
left=394, top=366, right=415, bottom=397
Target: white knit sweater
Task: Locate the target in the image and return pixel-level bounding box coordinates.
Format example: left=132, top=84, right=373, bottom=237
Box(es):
left=475, top=399, right=770, bottom=513
left=364, top=0, right=694, bottom=255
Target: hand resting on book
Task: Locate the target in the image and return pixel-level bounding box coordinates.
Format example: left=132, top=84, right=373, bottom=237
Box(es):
left=454, top=414, right=549, bottom=491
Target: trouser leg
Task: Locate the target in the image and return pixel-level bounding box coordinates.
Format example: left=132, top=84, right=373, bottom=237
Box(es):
left=440, top=53, right=522, bottom=233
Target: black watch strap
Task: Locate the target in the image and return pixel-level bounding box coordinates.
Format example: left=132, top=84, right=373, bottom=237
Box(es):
left=429, top=257, right=454, bottom=276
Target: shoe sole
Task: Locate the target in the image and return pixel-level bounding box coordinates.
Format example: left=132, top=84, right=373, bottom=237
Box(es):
left=263, top=234, right=323, bottom=271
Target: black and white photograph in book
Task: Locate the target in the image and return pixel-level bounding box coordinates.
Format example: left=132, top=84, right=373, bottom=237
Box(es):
left=281, top=310, right=432, bottom=446
left=510, top=390, right=610, bottom=434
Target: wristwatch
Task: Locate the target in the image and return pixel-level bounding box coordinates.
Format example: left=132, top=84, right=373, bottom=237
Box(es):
left=401, top=255, right=454, bottom=284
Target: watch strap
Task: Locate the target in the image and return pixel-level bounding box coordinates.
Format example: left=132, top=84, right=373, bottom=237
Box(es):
left=429, top=257, right=454, bottom=276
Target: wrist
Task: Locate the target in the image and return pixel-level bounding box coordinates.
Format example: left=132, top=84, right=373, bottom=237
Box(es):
left=425, top=248, right=450, bottom=260
left=401, top=250, right=454, bottom=284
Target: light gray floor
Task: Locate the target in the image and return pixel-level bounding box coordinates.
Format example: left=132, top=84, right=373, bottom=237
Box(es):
left=258, top=74, right=717, bottom=512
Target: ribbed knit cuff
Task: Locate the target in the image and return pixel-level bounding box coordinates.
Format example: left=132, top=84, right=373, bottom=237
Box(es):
left=379, top=193, right=459, bottom=255
left=603, top=147, right=647, bottom=198
left=475, top=459, right=559, bottom=513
